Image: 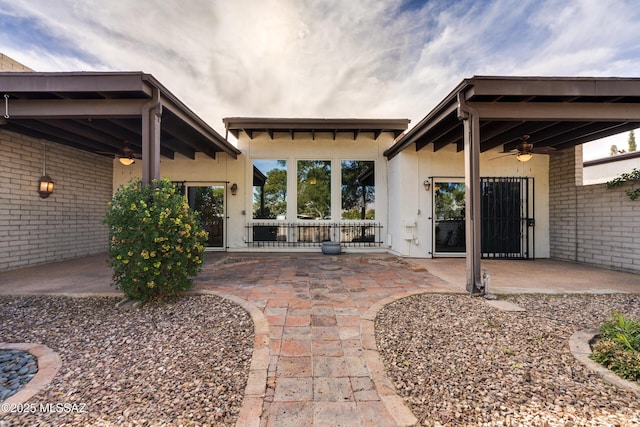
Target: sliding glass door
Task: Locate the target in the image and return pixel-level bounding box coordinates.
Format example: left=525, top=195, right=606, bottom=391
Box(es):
left=187, top=184, right=225, bottom=250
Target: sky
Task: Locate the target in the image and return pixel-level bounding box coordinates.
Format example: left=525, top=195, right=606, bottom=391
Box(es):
left=1, top=0, right=639, bottom=160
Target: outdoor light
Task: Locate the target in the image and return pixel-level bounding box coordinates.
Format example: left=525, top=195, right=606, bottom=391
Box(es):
left=423, top=180, right=431, bottom=191
left=516, top=152, right=533, bottom=162
left=230, top=183, right=238, bottom=195
left=119, top=157, right=135, bottom=166
left=38, top=175, right=55, bottom=198
left=38, top=141, right=54, bottom=198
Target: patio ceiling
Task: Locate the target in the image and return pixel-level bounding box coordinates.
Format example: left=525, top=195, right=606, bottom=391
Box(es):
left=0, top=72, right=241, bottom=161
left=384, top=76, right=640, bottom=159
left=223, top=117, right=410, bottom=141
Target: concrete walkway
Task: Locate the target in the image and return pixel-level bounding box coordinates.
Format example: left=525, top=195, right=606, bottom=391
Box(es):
left=412, top=257, right=640, bottom=294
left=0, top=253, right=638, bottom=426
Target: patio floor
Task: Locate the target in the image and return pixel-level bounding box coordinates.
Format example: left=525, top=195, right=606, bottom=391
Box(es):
left=0, top=253, right=638, bottom=426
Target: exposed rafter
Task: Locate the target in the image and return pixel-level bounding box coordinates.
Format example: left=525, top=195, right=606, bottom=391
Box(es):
left=385, top=76, right=640, bottom=159
left=0, top=72, right=241, bottom=163
left=222, top=117, right=410, bottom=142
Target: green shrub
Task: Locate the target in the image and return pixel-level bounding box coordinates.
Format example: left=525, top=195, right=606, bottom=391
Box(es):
left=105, top=178, right=208, bottom=302
left=590, top=312, right=640, bottom=383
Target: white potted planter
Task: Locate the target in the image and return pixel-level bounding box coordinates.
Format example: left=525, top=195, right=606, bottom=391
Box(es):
left=321, top=241, right=341, bottom=255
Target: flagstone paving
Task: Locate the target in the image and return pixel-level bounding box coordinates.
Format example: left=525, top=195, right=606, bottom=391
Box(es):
left=193, top=253, right=459, bottom=427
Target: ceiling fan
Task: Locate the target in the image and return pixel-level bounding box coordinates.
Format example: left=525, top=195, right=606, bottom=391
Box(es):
left=96, top=141, right=141, bottom=165
left=490, top=135, right=559, bottom=162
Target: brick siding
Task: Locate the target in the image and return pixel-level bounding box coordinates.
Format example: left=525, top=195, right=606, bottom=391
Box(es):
left=549, top=146, right=640, bottom=273
left=0, top=53, right=33, bottom=71
left=0, top=130, right=113, bottom=271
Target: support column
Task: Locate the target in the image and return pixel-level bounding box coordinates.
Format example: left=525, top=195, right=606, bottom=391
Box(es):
left=457, top=93, right=482, bottom=294
left=142, top=87, right=162, bottom=185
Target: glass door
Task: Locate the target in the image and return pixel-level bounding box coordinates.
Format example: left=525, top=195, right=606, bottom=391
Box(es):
left=187, top=184, right=226, bottom=250
left=433, top=180, right=466, bottom=256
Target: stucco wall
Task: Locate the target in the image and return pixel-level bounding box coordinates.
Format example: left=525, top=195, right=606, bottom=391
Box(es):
left=387, top=144, right=551, bottom=258
left=0, top=130, right=113, bottom=271
left=114, top=131, right=396, bottom=252
left=112, top=151, right=242, bottom=248
left=583, top=152, right=640, bottom=185
left=550, top=146, right=640, bottom=273
left=237, top=131, right=394, bottom=251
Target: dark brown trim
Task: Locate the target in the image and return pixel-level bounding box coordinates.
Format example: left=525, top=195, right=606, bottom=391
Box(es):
left=584, top=150, right=640, bottom=167
left=223, top=117, right=410, bottom=140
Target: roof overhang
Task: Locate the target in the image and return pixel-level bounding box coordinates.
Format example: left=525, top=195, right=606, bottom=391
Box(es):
left=223, top=117, right=410, bottom=141
left=384, top=76, right=640, bottom=159
left=0, top=72, right=241, bottom=160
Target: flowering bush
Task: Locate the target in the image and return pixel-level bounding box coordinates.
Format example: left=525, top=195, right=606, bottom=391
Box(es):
left=105, top=178, right=208, bottom=302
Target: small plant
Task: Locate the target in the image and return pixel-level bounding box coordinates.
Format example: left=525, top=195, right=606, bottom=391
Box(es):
left=606, top=168, right=640, bottom=201
left=105, top=178, right=208, bottom=302
left=590, top=312, right=640, bottom=383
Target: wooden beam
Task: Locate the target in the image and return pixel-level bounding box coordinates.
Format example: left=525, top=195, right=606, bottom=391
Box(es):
left=7, top=98, right=146, bottom=118
left=470, top=102, right=640, bottom=121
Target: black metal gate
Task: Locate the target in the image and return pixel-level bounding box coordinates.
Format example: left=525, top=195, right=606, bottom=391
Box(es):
left=480, top=177, right=533, bottom=259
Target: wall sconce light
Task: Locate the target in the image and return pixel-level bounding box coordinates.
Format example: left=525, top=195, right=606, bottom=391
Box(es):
left=423, top=180, right=431, bottom=191
left=516, top=152, right=533, bottom=163
left=230, top=183, right=238, bottom=195
left=38, top=175, right=55, bottom=198
left=38, top=141, right=54, bottom=198
left=119, top=157, right=135, bottom=166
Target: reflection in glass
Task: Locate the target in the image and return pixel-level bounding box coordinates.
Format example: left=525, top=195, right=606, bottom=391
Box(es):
left=297, top=160, right=331, bottom=220
left=434, top=182, right=466, bottom=253
left=341, top=160, right=375, bottom=220
left=253, top=160, right=287, bottom=219
left=188, top=186, right=225, bottom=248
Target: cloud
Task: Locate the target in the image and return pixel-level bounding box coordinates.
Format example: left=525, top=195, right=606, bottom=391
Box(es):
left=1, top=0, right=639, bottom=136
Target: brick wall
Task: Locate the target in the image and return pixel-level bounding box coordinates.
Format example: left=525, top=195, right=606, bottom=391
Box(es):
left=0, top=53, right=33, bottom=71
left=0, top=130, right=113, bottom=271
left=549, top=146, right=640, bottom=273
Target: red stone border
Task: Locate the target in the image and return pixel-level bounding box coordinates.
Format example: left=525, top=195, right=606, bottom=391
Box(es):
left=360, top=289, right=430, bottom=427
left=197, top=290, right=269, bottom=427
left=0, top=343, right=62, bottom=413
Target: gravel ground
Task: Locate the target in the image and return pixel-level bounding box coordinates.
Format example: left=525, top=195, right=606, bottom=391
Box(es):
left=376, top=293, right=640, bottom=427
left=0, top=294, right=253, bottom=427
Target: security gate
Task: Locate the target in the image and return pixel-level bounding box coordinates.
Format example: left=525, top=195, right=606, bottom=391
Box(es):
left=432, top=177, right=534, bottom=259
left=480, top=177, right=533, bottom=259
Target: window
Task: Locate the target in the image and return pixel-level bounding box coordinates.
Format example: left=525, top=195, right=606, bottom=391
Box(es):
left=253, top=160, right=287, bottom=220
left=341, top=160, right=375, bottom=220
left=297, top=160, right=331, bottom=220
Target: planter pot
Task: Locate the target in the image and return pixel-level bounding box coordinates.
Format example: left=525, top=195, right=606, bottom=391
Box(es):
left=321, top=241, right=341, bottom=255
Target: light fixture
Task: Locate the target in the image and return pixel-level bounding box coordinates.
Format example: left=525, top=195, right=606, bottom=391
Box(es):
left=38, top=175, right=55, bottom=198
left=308, top=178, right=317, bottom=185
left=38, top=141, right=54, bottom=198
left=423, top=180, right=431, bottom=191
left=516, top=152, right=533, bottom=162
left=230, top=183, right=238, bottom=195
left=119, top=157, right=135, bottom=166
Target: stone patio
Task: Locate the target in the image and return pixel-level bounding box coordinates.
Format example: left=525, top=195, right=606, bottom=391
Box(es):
left=193, top=254, right=456, bottom=426
left=0, top=252, right=638, bottom=426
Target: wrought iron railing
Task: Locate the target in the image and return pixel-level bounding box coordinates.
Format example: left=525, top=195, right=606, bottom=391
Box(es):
left=246, top=222, right=383, bottom=248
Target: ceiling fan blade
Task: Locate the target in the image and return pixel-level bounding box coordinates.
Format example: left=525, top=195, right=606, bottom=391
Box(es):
left=531, top=149, right=562, bottom=155
left=489, top=153, right=515, bottom=161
